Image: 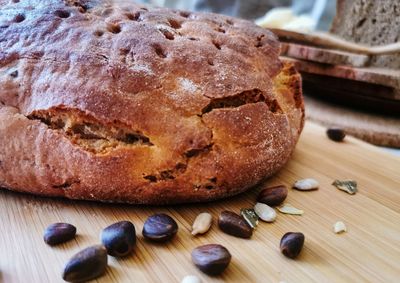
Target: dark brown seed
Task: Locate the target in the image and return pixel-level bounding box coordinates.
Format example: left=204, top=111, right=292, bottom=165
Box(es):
left=43, top=223, right=76, bottom=246
left=10, top=70, right=18, bottom=78
left=101, top=221, right=136, bottom=257
left=280, top=232, right=305, bottom=259
left=327, top=128, right=346, bottom=142
left=257, top=185, right=288, bottom=206
left=62, top=245, right=108, bottom=282
left=218, top=211, right=253, bottom=238
left=191, top=244, right=231, bottom=276
left=142, top=213, right=178, bottom=242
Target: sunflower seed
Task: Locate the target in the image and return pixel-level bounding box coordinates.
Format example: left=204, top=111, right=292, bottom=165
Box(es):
left=181, top=275, right=202, bottom=283
left=333, top=221, right=347, bottom=234
left=332, top=180, right=357, bottom=195
left=191, top=212, right=213, bottom=236
left=277, top=204, right=304, bottom=215
left=293, top=178, right=319, bottom=191
left=254, top=203, right=276, bottom=222
left=240, top=208, right=259, bottom=228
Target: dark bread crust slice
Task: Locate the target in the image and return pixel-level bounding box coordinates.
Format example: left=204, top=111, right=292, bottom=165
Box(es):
left=0, top=0, right=304, bottom=204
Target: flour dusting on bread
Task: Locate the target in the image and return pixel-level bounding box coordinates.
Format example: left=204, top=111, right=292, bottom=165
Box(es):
left=0, top=0, right=304, bottom=204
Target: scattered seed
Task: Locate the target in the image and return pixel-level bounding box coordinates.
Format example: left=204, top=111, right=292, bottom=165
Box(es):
left=218, top=211, right=253, bottom=238
left=332, top=180, right=357, bottom=195
left=43, top=223, right=76, bottom=246
left=142, top=213, right=178, bottom=242
left=62, top=245, right=108, bottom=282
left=293, top=178, right=319, bottom=191
left=191, top=212, right=213, bottom=236
left=254, top=203, right=276, bottom=222
left=333, top=221, right=347, bottom=234
left=9, top=70, right=18, bottom=78
left=277, top=204, right=304, bottom=215
left=327, top=128, right=346, bottom=142
left=280, top=232, right=304, bottom=259
left=101, top=221, right=136, bottom=257
left=257, top=185, right=288, bottom=206
left=240, top=208, right=259, bottom=229
left=181, top=275, right=202, bottom=283
left=191, top=244, right=231, bottom=276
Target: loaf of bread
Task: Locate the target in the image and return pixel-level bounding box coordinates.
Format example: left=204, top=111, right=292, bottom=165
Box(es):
left=331, top=0, right=400, bottom=69
left=0, top=0, right=304, bottom=204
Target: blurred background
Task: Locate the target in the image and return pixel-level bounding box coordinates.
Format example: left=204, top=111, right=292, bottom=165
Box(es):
left=135, top=0, right=336, bottom=31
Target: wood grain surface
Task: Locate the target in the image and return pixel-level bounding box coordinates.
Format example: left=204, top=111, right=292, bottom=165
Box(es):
left=1, top=122, right=399, bottom=283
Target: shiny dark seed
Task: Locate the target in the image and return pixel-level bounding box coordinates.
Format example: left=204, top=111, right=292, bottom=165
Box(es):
left=44, top=223, right=76, bottom=246
left=257, top=185, right=288, bottom=206
left=327, top=128, right=346, bottom=142
left=62, top=245, right=107, bottom=282
left=101, top=221, right=136, bottom=257
left=218, top=211, right=253, bottom=238
left=280, top=232, right=305, bottom=259
left=191, top=244, right=231, bottom=276
left=142, top=213, right=178, bottom=242
left=10, top=70, right=18, bottom=78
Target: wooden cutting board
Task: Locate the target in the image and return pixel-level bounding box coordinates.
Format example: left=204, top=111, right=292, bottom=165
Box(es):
left=1, top=122, right=399, bottom=283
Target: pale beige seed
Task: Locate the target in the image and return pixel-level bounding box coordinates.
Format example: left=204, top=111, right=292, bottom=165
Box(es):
left=333, top=221, right=347, bottom=234
left=191, top=212, right=213, bottom=236
left=293, top=178, right=319, bottom=191
left=254, top=203, right=276, bottom=222
left=277, top=203, right=304, bottom=215
left=181, top=275, right=202, bottom=283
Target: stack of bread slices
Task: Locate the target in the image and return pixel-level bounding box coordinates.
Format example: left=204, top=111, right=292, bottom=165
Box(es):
left=274, top=0, right=400, bottom=114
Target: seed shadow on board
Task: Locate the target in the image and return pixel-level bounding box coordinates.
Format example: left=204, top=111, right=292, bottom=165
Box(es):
left=0, top=184, right=261, bottom=213
left=295, top=239, right=328, bottom=266
left=220, top=258, right=251, bottom=281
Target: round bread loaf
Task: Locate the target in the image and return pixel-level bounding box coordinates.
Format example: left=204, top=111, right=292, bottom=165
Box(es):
left=0, top=0, right=304, bottom=204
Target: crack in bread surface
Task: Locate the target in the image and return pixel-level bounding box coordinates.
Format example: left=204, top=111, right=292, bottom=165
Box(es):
left=143, top=121, right=214, bottom=184
left=52, top=179, right=81, bottom=189
left=28, top=108, right=153, bottom=154
left=143, top=141, right=213, bottom=183
left=201, top=89, right=283, bottom=115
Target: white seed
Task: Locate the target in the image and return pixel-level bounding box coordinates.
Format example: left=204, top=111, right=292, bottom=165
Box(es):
left=254, top=203, right=276, bottom=222
left=293, top=178, right=319, bottom=191
left=191, top=212, right=213, bottom=236
left=181, top=275, right=202, bottom=283
left=277, top=203, right=304, bottom=215
left=333, top=221, right=347, bottom=234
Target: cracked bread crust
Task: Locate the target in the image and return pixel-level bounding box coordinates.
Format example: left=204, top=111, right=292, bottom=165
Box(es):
left=0, top=0, right=304, bottom=204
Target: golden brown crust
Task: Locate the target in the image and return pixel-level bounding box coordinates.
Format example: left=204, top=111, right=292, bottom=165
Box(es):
left=0, top=0, right=304, bottom=204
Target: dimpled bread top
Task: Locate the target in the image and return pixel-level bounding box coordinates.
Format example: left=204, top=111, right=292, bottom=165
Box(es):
left=0, top=0, right=304, bottom=204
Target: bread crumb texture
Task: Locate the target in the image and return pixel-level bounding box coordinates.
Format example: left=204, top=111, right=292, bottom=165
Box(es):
left=331, top=0, right=400, bottom=68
